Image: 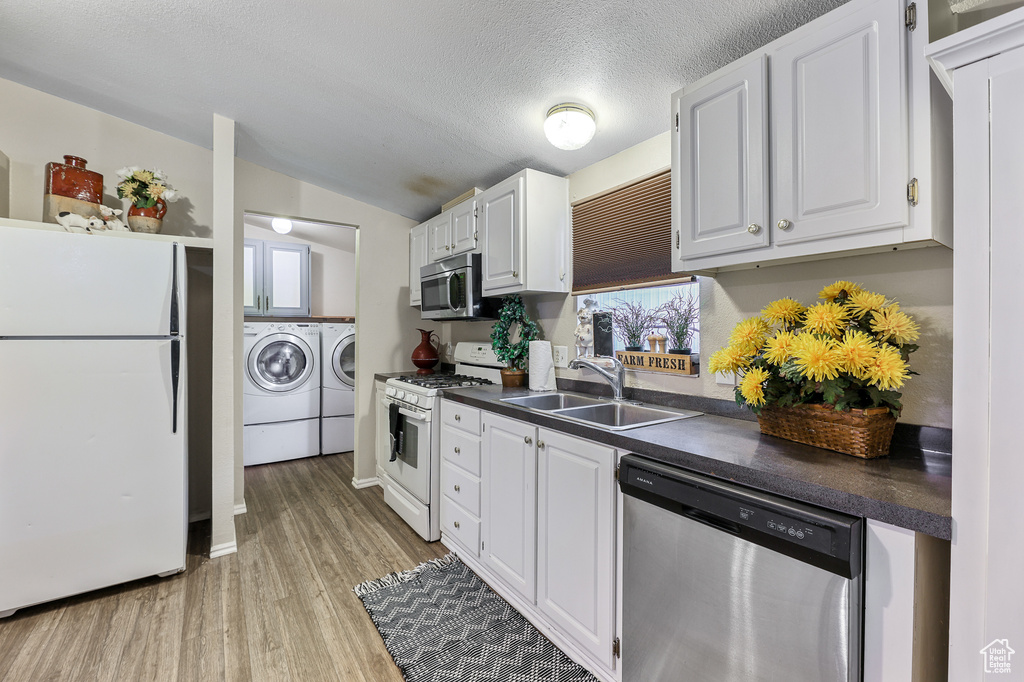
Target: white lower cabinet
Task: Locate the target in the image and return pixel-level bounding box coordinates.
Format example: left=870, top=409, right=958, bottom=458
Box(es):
left=440, top=403, right=621, bottom=681
left=536, top=428, right=618, bottom=671
left=481, top=412, right=537, bottom=602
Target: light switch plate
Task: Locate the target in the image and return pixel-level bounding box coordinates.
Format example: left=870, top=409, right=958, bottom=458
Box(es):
left=716, top=370, right=736, bottom=386
left=553, top=345, right=569, bottom=368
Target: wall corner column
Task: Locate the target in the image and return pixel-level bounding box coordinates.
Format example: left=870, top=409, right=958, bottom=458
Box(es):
left=210, top=113, right=239, bottom=557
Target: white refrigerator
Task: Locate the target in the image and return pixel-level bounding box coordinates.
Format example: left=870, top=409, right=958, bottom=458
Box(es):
left=0, top=226, right=188, bottom=618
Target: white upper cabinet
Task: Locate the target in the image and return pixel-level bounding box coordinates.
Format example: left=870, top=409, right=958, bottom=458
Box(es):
left=674, top=55, right=769, bottom=259
left=771, top=0, right=907, bottom=245
left=409, top=222, right=428, bottom=306
left=244, top=238, right=311, bottom=317
left=427, top=212, right=453, bottom=262
left=672, top=0, right=951, bottom=272
left=450, top=198, right=478, bottom=256
left=480, top=169, right=569, bottom=296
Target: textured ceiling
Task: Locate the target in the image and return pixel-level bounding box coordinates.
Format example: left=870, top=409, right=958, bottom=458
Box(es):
left=0, top=0, right=847, bottom=222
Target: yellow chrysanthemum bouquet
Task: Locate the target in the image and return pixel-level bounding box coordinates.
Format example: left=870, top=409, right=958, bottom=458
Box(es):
left=708, top=281, right=919, bottom=416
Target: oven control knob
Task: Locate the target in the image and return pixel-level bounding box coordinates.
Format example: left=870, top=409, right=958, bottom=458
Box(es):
left=408, top=395, right=419, bottom=405
left=386, top=387, right=396, bottom=397
left=396, top=390, right=406, bottom=400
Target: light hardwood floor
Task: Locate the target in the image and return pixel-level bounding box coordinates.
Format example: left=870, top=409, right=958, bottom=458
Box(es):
left=0, top=453, right=448, bottom=681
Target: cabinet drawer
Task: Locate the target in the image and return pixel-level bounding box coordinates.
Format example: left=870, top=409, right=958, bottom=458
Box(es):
left=442, top=461, right=480, bottom=516
left=440, top=427, right=481, bottom=476
left=441, top=401, right=480, bottom=436
left=441, top=496, right=480, bottom=557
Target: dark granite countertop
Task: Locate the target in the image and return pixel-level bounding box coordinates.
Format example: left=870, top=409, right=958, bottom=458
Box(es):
left=440, top=384, right=952, bottom=540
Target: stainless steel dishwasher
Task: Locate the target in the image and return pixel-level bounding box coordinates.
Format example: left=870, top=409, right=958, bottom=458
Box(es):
left=619, top=454, right=863, bottom=682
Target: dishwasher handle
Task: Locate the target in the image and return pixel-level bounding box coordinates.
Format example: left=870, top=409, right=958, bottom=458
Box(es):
left=619, top=454, right=862, bottom=579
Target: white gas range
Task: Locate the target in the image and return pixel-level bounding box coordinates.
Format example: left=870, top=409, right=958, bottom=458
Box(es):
left=378, top=343, right=501, bottom=542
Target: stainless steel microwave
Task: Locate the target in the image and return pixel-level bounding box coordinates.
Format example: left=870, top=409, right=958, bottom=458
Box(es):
left=420, top=253, right=497, bottom=320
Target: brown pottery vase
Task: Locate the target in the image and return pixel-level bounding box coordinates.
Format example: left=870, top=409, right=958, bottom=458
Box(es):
left=411, top=328, right=440, bottom=375
left=43, top=155, right=104, bottom=223
left=127, top=199, right=168, bottom=234
left=500, top=368, right=527, bottom=388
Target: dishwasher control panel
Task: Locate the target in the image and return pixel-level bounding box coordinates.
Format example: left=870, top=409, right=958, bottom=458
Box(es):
left=619, top=455, right=863, bottom=579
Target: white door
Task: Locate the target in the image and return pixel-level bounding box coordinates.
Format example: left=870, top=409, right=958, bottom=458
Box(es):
left=537, top=429, right=617, bottom=669
left=263, top=241, right=311, bottom=317
left=450, top=199, right=477, bottom=255
left=673, top=55, right=769, bottom=263
left=243, top=239, right=264, bottom=315
left=480, top=175, right=524, bottom=295
left=427, top=213, right=452, bottom=262
left=481, top=412, right=536, bottom=602
left=0, top=226, right=181, bottom=337
left=409, top=223, right=428, bottom=306
left=770, top=0, right=908, bottom=245
left=0, top=338, right=186, bottom=614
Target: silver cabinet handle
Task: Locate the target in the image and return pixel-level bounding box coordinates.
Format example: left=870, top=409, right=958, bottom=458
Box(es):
left=747, top=223, right=761, bottom=235
left=454, top=520, right=460, bottom=529
left=454, top=484, right=461, bottom=492
left=454, top=446, right=461, bottom=454
left=525, top=436, right=532, bottom=445
left=777, top=219, right=792, bottom=231
left=537, top=440, right=545, bottom=450
left=454, top=414, right=461, bottom=421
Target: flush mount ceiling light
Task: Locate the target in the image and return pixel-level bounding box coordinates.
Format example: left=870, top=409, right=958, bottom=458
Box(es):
left=271, top=217, right=293, bottom=234
left=544, top=103, right=596, bottom=150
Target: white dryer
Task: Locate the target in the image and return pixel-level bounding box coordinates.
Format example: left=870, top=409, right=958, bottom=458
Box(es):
left=320, top=322, right=355, bottom=454
left=243, top=322, right=321, bottom=466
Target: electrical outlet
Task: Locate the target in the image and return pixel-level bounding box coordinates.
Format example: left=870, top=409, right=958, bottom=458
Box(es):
left=716, top=370, right=736, bottom=386
left=552, top=345, right=569, bottom=368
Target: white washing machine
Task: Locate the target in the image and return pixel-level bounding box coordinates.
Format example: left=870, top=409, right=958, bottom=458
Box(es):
left=320, top=323, right=355, bottom=454
left=243, top=322, right=321, bottom=466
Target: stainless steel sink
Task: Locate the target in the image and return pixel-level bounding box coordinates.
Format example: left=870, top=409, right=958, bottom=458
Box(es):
left=500, top=392, right=605, bottom=411
left=552, top=402, right=701, bottom=431
left=500, top=391, right=702, bottom=431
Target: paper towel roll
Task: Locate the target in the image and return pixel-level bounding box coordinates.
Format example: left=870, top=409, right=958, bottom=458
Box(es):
left=529, top=341, right=557, bottom=392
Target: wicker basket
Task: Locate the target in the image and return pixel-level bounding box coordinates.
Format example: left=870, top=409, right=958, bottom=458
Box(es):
left=757, top=404, right=897, bottom=458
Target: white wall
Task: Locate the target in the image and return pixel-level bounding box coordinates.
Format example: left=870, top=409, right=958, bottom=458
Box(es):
left=243, top=219, right=356, bottom=317
left=0, top=77, right=213, bottom=237
left=447, top=133, right=954, bottom=428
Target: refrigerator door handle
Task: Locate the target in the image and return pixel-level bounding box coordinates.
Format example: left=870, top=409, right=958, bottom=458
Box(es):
left=170, top=338, right=180, bottom=433
left=170, top=243, right=180, bottom=336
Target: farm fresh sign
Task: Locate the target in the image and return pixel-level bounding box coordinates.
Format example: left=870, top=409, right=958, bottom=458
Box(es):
left=615, top=351, right=697, bottom=375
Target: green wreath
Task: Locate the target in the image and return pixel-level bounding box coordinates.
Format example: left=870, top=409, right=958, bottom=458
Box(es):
left=490, top=294, right=540, bottom=370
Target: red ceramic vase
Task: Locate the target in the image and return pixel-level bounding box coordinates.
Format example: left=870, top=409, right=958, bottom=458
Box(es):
left=411, top=328, right=440, bottom=375
left=127, top=198, right=168, bottom=234
left=44, top=155, right=103, bottom=203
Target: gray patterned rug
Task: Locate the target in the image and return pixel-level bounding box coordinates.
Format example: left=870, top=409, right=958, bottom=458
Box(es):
left=354, top=554, right=599, bottom=682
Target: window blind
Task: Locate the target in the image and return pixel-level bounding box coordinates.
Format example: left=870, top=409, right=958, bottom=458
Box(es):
left=572, top=170, right=690, bottom=295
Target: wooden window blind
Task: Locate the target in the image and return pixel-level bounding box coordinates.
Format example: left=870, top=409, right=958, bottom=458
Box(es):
left=572, top=171, right=691, bottom=295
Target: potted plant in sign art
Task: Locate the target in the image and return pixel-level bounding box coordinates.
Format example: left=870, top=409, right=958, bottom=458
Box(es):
left=658, top=289, right=700, bottom=354
left=611, top=299, right=659, bottom=351
left=708, top=281, right=920, bottom=458
left=490, top=294, right=540, bottom=387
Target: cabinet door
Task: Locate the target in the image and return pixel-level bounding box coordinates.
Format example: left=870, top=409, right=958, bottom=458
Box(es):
left=409, top=223, right=428, bottom=306
left=481, top=412, right=536, bottom=602
left=673, top=55, right=769, bottom=263
left=480, top=174, right=525, bottom=295
left=450, top=199, right=478, bottom=255
left=243, top=239, right=264, bottom=316
left=537, top=429, right=617, bottom=669
left=771, top=0, right=907, bottom=245
left=427, top=213, right=453, bottom=262
left=264, top=241, right=311, bottom=317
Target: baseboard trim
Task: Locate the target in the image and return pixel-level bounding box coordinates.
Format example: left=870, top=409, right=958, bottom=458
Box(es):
left=209, top=540, right=238, bottom=558
left=351, top=476, right=380, bottom=489
left=188, top=511, right=211, bottom=523
left=234, top=501, right=247, bottom=516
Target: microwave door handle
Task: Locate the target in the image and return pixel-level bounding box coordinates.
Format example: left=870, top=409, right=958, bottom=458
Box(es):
left=446, top=272, right=460, bottom=312
left=398, top=407, right=429, bottom=422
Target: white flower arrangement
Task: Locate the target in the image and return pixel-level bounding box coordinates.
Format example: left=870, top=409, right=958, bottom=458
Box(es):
left=115, top=166, right=180, bottom=208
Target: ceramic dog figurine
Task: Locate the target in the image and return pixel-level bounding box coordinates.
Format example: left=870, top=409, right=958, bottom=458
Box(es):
left=55, top=211, right=106, bottom=234
left=98, top=205, right=130, bottom=231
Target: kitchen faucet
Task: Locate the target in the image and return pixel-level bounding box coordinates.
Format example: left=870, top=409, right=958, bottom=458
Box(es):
left=568, top=356, right=627, bottom=400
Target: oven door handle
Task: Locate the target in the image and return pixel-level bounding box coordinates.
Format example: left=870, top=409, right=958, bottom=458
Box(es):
left=398, top=407, right=429, bottom=422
